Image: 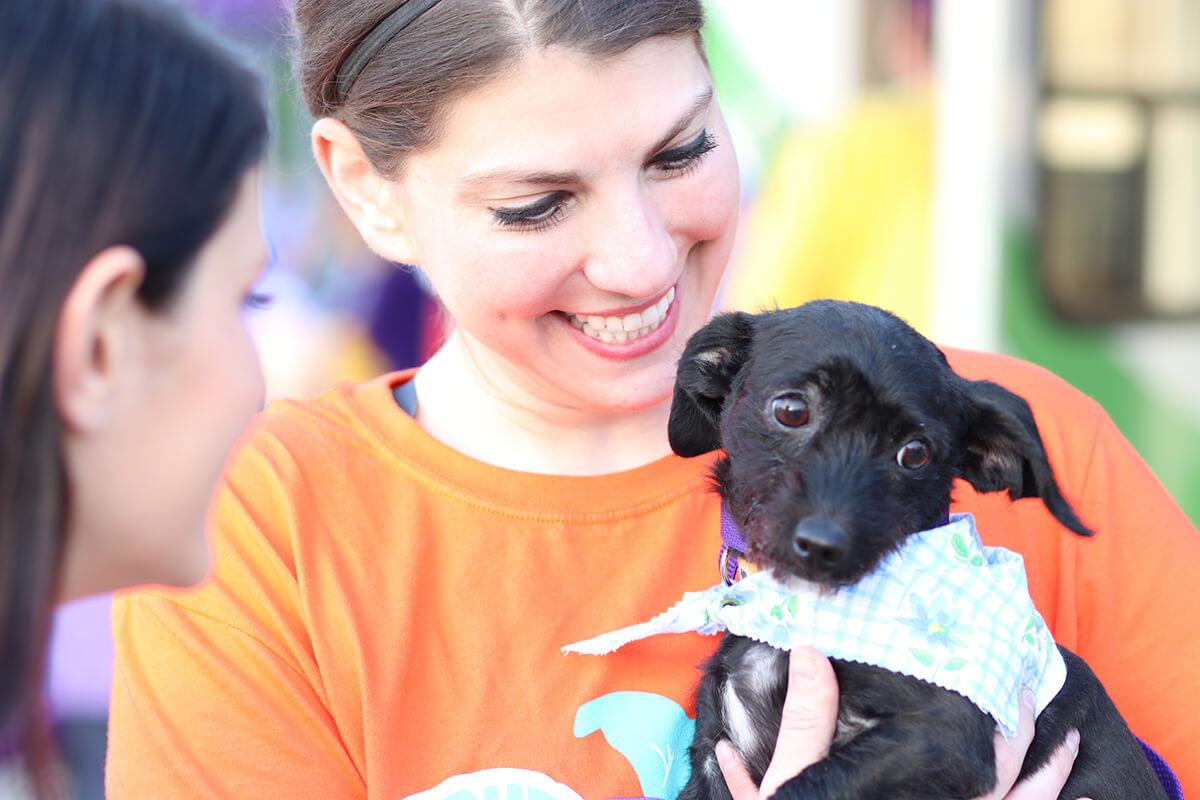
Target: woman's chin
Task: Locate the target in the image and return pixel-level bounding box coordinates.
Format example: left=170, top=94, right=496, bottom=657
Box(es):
left=62, top=532, right=213, bottom=602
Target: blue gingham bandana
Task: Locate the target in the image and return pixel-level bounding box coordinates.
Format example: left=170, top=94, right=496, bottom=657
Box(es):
left=562, top=513, right=1065, bottom=736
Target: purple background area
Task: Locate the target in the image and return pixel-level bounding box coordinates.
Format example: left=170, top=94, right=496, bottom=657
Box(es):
left=47, top=595, right=114, bottom=719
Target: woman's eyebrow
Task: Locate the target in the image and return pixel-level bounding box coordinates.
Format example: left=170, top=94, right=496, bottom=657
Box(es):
left=462, top=167, right=581, bottom=188
left=646, top=85, right=714, bottom=157
left=460, top=86, right=716, bottom=190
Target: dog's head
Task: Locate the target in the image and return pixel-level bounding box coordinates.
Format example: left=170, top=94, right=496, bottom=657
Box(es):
left=669, top=300, right=1092, bottom=587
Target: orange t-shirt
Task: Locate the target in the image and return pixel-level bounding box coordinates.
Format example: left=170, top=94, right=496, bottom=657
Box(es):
left=106, top=351, right=1200, bottom=799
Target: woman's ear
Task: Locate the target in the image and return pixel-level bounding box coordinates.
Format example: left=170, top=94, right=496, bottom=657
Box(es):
left=312, top=117, right=418, bottom=264
left=53, top=245, right=146, bottom=434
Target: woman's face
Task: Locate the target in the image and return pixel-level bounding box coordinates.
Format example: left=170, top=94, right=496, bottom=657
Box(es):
left=391, top=35, right=740, bottom=414
left=60, top=172, right=267, bottom=597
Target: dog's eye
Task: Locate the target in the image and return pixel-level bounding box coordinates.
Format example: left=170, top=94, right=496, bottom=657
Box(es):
left=897, top=439, right=931, bottom=470
left=772, top=394, right=810, bottom=428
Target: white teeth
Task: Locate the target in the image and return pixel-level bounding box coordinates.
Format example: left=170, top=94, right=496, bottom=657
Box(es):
left=642, top=300, right=663, bottom=328
left=566, top=287, right=676, bottom=344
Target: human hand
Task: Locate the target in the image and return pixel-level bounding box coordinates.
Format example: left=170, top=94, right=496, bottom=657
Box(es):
left=981, top=688, right=1086, bottom=800
left=714, top=649, right=1088, bottom=800
left=714, top=646, right=837, bottom=800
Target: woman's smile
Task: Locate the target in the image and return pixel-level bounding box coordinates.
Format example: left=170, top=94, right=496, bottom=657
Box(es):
left=559, top=284, right=678, bottom=356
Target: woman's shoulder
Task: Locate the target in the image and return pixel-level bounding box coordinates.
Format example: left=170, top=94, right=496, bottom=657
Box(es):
left=940, top=347, right=1098, bottom=410
left=244, top=371, right=416, bottom=453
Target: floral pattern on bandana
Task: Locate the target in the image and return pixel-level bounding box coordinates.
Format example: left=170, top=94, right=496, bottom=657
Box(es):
left=562, top=513, right=1066, bottom=737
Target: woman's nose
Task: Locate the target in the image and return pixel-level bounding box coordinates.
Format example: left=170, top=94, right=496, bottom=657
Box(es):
left=582, top=185, right=678, bottom=299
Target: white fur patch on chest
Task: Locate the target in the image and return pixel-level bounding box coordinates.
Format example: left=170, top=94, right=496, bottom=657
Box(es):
left=722, top=645, right=787, bottom=756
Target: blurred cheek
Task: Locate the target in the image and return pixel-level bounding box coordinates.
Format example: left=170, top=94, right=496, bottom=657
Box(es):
left=136, top=317, right=263, bottom=588
left=230, top=321, right=266, bottom=419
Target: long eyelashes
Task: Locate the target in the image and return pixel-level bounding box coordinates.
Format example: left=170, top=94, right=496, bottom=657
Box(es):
left=490, top=191, right=572, bottom=232
left=489, top=129, right=718, bottom=232
left=649, top=129, right=718, bottom=176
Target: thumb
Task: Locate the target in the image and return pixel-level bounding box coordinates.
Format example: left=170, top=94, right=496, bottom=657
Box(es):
left=758, top=646, right=839, bottom=798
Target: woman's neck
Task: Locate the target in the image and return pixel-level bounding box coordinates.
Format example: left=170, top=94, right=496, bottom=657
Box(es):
left=411, top=332, right=675, bottom=475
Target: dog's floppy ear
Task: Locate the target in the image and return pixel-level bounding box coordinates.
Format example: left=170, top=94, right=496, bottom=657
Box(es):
left=956, top=379, right=1093, bottom=537
left=668, top=311, right=756, bottom=457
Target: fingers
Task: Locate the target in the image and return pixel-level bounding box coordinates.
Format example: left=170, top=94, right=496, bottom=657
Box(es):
left=985, top=689, right=1038, bottom=798
left=999, top=730, right=1080, bottom=800
left=979, top=688, right=1083, bottom=800
left=757, top=647, right=840, bottom=798
left=715, top=740, right=760, bottom=800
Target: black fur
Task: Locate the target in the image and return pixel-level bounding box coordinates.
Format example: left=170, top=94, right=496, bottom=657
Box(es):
left=669, top=301, right=1166, bottom=800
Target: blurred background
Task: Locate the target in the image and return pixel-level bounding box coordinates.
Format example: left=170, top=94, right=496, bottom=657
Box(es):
left=30, top=0, right=1200, bottom=797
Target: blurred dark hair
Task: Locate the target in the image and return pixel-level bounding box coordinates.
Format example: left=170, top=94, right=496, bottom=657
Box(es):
left=291, top=0, right=706, bottom=178
left=0, top=0, right=268, bottom=791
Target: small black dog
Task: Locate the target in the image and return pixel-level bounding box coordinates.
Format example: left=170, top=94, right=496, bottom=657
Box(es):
left=668, top=301, right=1166, bottom=800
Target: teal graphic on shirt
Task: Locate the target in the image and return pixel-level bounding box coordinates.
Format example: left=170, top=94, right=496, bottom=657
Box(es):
left=572, top=691, right=695, bottom=799
left=398, top=692, right=695, bottom=800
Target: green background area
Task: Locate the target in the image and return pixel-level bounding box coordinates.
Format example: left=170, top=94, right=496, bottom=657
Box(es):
left=1002, top=230, right=1200, bottom=526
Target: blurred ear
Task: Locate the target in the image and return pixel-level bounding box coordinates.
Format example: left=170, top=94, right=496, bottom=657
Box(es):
left=311, top=117, right=417, bottom=264
left=53, top=245, right=146, bottom=434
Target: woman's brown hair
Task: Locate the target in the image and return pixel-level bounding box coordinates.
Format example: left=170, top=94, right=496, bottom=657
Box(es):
left=0, top=0, right=267, bottom=792
left=291, top=0, right=706, bottom=178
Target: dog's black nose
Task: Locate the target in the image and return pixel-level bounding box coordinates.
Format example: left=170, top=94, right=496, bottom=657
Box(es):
left=793, top=518, right=849, bottom=567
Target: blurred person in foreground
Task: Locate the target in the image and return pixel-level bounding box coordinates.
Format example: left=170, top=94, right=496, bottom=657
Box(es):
left=0, top=0, right=269, bottom=794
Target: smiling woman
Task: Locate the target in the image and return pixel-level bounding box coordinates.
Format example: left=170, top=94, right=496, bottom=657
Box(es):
left=383, top=37, right=736, bottom=452
left=302, top=31, right=741, bottom=474
left=0, top=0, right=267, bottom=792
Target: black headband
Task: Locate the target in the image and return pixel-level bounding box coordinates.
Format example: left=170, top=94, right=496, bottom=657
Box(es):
left=333, top=0, right=444, bottom=104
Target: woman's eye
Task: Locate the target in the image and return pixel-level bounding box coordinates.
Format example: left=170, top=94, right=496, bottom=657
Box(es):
left=242, top=291, right=273, bottom=311
left=490, top=191, right=570, bottom=231
left=649, top=129, right=717, bottom=175
left=897, top=439, right=931, bottom=470
left=771, top=393, right=809, bottom=428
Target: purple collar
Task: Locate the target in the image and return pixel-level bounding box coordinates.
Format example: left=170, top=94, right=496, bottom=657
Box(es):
left=718, top=506, right=749, bottom=584
left=719, top=506, right=750, bottom=552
